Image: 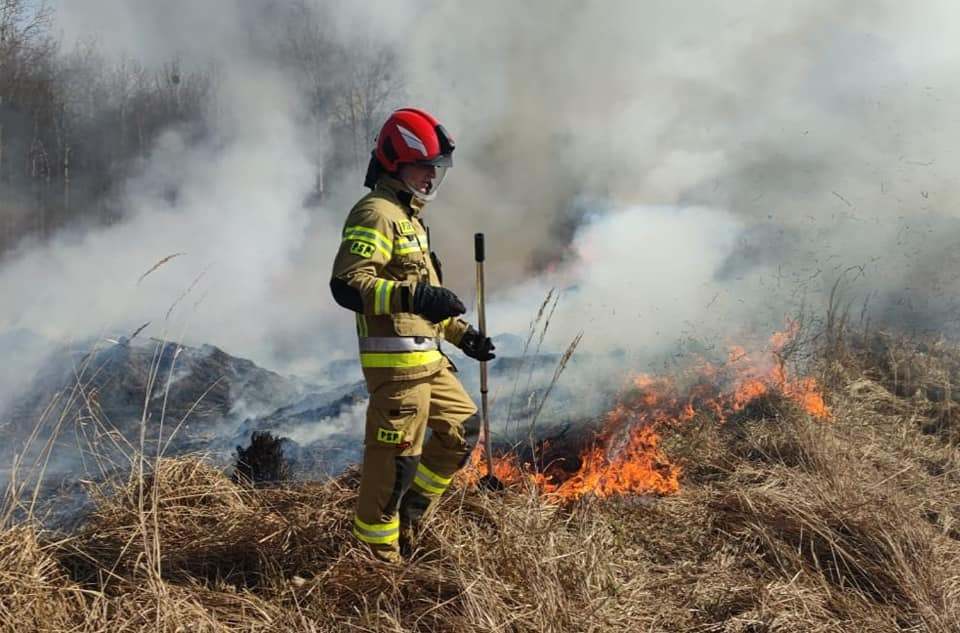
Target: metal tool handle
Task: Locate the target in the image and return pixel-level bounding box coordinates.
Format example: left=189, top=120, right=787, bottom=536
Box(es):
left=475, top=233, right=493, bottom=478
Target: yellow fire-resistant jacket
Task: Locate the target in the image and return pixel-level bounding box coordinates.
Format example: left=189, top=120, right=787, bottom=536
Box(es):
left=330, top=175, right=470, bottom=386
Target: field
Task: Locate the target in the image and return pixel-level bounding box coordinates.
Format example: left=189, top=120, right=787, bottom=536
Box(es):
left=3, top=329, right=960, bottom=632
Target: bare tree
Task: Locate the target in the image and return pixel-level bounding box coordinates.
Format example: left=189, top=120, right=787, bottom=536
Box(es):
left=0, top=11, right=215, bottom=254
left=0, top=0, right=54, bottom=247
left=278, top=1, right=403, bottom=173
left=0, top=0, right=400, bottom=254
left=332, top=42, right=402, bottom=167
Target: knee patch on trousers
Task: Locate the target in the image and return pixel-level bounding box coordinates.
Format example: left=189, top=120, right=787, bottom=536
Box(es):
left=384, top=455, right=420, bottom=516
left=399, top=486, right=432, bottom=528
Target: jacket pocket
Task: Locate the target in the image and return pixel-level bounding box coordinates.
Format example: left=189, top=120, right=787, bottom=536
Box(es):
left=395, top=249, right=429, bottom=284
left=391, top=312, right=439, bottom=338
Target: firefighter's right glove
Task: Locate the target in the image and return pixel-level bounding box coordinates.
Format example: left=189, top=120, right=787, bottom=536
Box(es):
left=411, top=284, right=466, bottom=323
left=460, top=326, right=496, bottom=361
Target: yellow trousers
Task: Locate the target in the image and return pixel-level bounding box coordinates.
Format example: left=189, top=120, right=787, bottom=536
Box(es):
left=352, top=365, right=478, bottom=560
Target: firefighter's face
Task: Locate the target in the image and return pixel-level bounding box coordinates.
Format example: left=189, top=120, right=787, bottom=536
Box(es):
left=399, top=163, right=436, bottom=194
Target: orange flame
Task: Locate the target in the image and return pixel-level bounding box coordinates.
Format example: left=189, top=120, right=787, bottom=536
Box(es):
left=463, top=327, right=829, bottom=501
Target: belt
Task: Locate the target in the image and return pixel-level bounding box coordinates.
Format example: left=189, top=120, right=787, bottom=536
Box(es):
left=358, top=336, right=439, bottom=353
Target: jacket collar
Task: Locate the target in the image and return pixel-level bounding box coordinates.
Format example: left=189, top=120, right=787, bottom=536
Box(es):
left=375, top=175, right=426, bottom=217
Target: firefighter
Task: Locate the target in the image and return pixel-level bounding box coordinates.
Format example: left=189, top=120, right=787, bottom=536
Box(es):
left=329, top=108, right=496, bottom=563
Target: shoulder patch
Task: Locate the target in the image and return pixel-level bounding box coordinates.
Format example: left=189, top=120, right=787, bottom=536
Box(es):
left=397, top=220, right=415, bottom=236
left=351, top=195, right=402, bottom=225
left=349, top=241, right=376, bottom=258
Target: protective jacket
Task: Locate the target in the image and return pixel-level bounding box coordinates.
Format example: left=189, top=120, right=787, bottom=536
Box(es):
left=330, top=175, right=470, bottom=387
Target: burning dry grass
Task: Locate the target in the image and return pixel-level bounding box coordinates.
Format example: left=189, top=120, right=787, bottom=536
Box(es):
left=5, top=333, right=960, bottom=631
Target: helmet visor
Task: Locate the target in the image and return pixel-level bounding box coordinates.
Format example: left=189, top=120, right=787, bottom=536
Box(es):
left=401, top=163, right=448, bottom=202
left=421, top=152, right=453, bottom=167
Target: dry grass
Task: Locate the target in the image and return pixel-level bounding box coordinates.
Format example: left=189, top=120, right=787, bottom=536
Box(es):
left=5, top=332, right=960, bottom=631
left=0, top=525, right=87, bottom=630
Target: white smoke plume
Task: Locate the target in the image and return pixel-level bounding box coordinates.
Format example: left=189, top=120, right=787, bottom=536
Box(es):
left=1, top=1, right=351, bottom=396
left=273, top=400, right=367, bottom=447
left=490, top=205, right=747, bottom=354
left=409, top=0, right=960, bottom=350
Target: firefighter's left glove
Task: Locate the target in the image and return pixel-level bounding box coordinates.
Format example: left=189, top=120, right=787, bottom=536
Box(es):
left=411, top=284, right=466, bottom=323
left=460, top=326, right=496, bottom=361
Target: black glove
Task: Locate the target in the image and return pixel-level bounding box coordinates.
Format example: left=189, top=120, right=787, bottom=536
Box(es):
left=460, top=326, right=496, bottom=361
left=411, top=284, right=466, bottom=323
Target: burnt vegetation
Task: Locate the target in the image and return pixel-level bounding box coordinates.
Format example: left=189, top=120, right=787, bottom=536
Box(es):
left=233, top=431, right=291, bottom=485
left=5, top=320, right=960, bottom=631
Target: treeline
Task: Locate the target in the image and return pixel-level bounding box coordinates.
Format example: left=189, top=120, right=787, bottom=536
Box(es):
left=0, top=0, right=400, bottom=256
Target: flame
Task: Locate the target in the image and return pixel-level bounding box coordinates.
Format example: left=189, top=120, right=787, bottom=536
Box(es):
left=463, top=326, right=830, bottom=501
left=542, top=422, right=680, bottom=497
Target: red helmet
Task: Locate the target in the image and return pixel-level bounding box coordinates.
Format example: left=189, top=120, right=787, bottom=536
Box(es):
left=374, top=108, right=455, bottom=171
left=365, top=108, right=455, bottom=201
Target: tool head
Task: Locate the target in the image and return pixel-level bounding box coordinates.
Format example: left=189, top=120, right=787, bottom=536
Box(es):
left=477, top=473, right=505, bottom=492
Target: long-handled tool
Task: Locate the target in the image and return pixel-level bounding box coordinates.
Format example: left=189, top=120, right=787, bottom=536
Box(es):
left=475, top=233, right=503, bottom=491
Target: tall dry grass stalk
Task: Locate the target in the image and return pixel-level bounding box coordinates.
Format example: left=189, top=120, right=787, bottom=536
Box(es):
left=137, top=252, right=185, bottom=285
left=506, top=288, right=556, bottom=433
left=526, top=331, right=584, bottom=466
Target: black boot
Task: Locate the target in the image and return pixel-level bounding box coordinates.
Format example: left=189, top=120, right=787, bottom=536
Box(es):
left=398, top=487, right=432, bottom=557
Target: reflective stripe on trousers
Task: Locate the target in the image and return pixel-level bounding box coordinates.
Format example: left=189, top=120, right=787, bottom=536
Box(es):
left=353, top=516, right=400, bottom=545
left=412, top=462, right=453, bottom=495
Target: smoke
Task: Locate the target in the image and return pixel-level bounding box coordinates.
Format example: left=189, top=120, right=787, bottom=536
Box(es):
left=273, top=400, right=367, bottom=447
left=0, top=1, right=353, bottom=394
left=490, top=205, right=747, bottom=353
left=2, top=0, right=960, bottom=406
left=370, top=0, right=960, bottom=345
